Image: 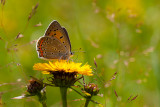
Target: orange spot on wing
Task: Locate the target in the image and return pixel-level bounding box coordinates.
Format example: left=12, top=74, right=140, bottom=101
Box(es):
left=49, top=31, right=54, bottom=36
left=55, top=30, right=64, bottom=42
left=49, top=30, right=64, bottom=43
left=55, top=30, right=62, bottom=37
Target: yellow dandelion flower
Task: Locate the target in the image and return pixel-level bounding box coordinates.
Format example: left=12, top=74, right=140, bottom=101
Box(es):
left=33, top=60, right=93, bottom=87
left=33, top=60, right=93, bottom=76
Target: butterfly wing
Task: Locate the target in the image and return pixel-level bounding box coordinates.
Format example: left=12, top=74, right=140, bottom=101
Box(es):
left=36, top=36, right=70, bottom=60
left=62, top=27, right=71, bottom=52
left=44, top=21, right=71, bottom=54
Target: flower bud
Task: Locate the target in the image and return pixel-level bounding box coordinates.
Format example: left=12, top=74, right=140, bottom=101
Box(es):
left=84, top=83, right=99, bottom=96
left=27, top=78, right=43, bottom=95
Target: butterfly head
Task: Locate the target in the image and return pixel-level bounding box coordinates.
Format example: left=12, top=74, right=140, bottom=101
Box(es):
left=70, top=51, right=74, bottom=57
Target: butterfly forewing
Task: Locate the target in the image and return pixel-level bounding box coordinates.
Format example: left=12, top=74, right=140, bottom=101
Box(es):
left=44, top=21, right=71, bottom=52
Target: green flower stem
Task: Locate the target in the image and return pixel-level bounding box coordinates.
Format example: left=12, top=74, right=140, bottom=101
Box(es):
left=60, top=87, right=68, bottom=107
left=84, top=97, right=91, bottom=107
left=37, top=92, right=47, bottom=107
left=42, top=102, right=47, bottom=107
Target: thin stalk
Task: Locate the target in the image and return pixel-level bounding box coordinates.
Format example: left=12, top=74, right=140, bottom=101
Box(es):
left=41, top=102, right=47, bottom=107
left=60, top=87, right=68, bottom=107
left=70, top=86, right=85, bottom=98
left=84, top=97, right=91, bottom=107
left=37, top=92, right=47, bottom=107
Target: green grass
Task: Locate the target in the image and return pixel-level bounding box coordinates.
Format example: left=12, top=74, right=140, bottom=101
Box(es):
left=0, top=0, right=160, bottom=107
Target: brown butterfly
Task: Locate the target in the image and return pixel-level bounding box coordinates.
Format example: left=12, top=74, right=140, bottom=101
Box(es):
left=36, top=21, right=72, bottom=60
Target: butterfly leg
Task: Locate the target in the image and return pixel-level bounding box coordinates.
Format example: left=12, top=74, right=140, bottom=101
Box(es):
left=66, top=56, right=70, bottom=62
left=58, top=54, right=66, bottom=60
left=58, top=55, right=63, bottom=61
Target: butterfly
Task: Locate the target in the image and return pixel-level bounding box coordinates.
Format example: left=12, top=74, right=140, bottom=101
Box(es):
left=36, top=20, right=72, bottom=60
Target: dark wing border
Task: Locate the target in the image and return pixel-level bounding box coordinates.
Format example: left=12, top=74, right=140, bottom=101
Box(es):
left=62, top=27, right=71, bottom=52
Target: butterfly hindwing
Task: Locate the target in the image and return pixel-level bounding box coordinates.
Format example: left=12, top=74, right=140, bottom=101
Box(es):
left=37, top=36, right=69, bottom=59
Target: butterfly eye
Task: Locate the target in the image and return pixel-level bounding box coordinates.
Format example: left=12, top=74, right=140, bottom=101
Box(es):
left=63, top=42, right=65, bottom=43
left=59, top=51, right=61, bottom=52
left=54, top=29, right=56, bottom=31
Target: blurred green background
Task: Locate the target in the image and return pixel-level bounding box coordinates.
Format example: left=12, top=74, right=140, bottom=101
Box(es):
left=0, top=0, right=160, bottom=107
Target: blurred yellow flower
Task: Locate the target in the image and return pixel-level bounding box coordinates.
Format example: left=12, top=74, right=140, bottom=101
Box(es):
left=116, top=0, right=142, bottom=11
left=33, top=60, right=93, bottom=76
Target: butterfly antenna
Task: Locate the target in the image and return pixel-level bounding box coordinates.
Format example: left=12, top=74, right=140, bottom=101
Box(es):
left=72, top=48, right=86, bottom=53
